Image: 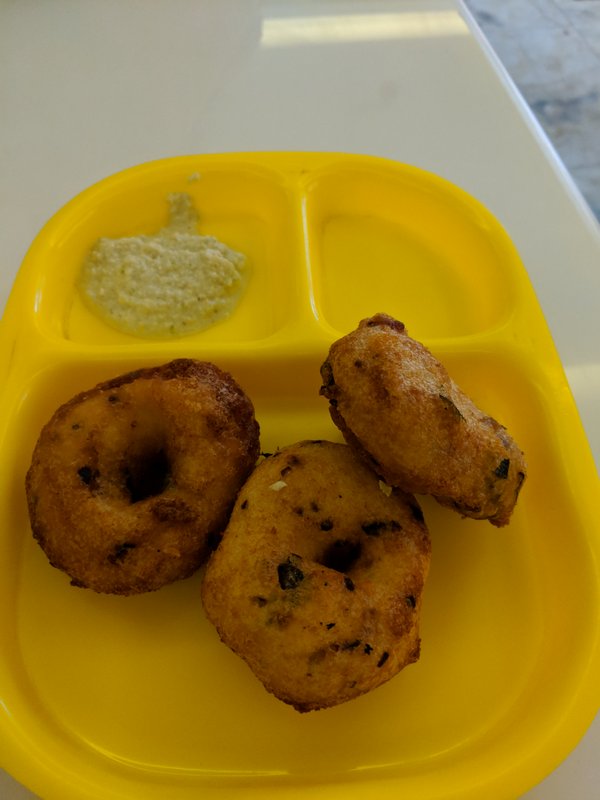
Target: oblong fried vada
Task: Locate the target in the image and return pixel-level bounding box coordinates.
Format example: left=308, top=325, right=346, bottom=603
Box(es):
left=320, top=314, right=526, bottom=526
left=26, top=359, right=260, bottom=594
left=201, top=440, right=431, bottom=712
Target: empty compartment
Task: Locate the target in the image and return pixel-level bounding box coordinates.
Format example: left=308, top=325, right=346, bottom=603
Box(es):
left=304, top=164, right=519, bottom=339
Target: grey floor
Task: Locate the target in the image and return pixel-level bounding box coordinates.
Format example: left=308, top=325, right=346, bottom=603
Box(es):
left=463, top=0, right=600, bottom=220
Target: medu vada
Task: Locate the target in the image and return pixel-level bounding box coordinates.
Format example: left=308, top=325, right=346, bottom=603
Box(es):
left=320, top=313, right=526, bottom=527
left=26, top=359, right=260, bottom=594
left=201, top=440, right=431, bottom=712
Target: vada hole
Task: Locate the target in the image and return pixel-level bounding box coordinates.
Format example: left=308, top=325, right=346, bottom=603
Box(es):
left=124, top=448, right=171, bottom=503
left=320, top=539, right=362, bottom=574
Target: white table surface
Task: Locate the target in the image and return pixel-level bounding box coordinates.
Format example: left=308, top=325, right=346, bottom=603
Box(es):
left=1, top=1, right=599, bottom=797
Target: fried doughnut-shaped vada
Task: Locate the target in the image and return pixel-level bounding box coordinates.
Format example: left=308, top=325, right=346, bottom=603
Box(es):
left=26, top=359, right=259, bottom=595
left=201, top=440, right=431, bottom=712
left=320, top=314, right=526, bottom=526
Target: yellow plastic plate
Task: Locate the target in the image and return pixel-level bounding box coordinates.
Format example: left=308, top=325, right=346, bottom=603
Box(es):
left=1, top=153, right=599, bottom=800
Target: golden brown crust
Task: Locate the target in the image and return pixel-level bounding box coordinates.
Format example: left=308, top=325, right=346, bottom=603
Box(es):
left=26, top=359, right=260, bottom=594
left=201, top=440, right=431, bottom=712
left=320, top=314, right=526, bottom=526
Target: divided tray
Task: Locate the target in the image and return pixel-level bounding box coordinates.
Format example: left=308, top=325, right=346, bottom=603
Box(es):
left=1, top=153, right=599, bottom=800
